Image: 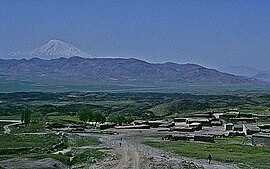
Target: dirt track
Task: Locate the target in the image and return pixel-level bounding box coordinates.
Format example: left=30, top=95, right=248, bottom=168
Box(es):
left=0, top=120, right=22, bottom=134
left=80, top=129, right=240, bottom=169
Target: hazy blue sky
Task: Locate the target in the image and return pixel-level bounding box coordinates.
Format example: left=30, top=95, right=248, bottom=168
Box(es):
left=1, top=0, right=270, bottom=70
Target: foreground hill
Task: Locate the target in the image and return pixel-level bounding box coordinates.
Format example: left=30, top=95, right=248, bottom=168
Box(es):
left=0, top=57, right=265, bottom=86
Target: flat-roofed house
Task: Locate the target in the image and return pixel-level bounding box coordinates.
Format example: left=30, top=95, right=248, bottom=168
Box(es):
left=243, top=124, right=260, bottom=135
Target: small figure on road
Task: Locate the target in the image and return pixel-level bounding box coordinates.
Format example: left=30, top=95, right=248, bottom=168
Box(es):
left=207, top=154, right=212, bottom=164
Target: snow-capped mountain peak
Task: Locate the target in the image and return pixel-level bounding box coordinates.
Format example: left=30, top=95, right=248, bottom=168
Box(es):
left=28, top=39, right=91, bottom=58
left=8, top=39, right=91, bottom=59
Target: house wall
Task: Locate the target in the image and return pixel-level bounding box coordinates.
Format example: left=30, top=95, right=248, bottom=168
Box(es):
left=194, top=135, right=215, bottom=143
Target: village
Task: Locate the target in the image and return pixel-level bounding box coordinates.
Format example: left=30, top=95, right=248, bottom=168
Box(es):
left=46, top=108, right=270, bottom=147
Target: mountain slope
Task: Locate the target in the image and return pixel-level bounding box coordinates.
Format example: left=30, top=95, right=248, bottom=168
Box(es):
left=219, top=66, right=270, bottom=83
left=219, top=65, right=262, bottom=77
left=254, top=71, right=270, bottom=83
left=8, top=40, right=91, bottom=59
left=0, top=57, right=266, bottom=86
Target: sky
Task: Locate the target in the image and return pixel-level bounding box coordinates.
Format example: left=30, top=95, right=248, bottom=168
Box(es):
left=1, top=0, right=270, bottom=70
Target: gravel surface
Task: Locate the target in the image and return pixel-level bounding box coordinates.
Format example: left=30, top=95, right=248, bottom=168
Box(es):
left=0, top=158, right=67, bottom=169
left=79, top=129, right=240, bottom=169
left=0, top=128, right=240, bottom=169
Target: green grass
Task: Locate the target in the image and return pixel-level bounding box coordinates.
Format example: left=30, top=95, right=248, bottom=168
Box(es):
left=0, top=134, right=103, bottom=166
left=1, top=76, right=270, bottom=93
left=80, top=100, right=135, bottom=107
left=145, top=137, right=270, bottom=169
left=0, top=122, right=13, bottom=133
left=0, top=115, right=21, bottom=120
left=10, top=123, right=45, bottom=134
left=0, top=134, right=60, bottom=149
left=48, top=116, right=82, bottom=124
left=68, top=135, right=100, bottom=148
left=0, top=133, right=103, bottom=166
left=237, top=105, right=268, bottom=114
left=25, top=135, right=102, bottom=166
left=258, top=119, right=270, bottom=123
left=30, top=149, right=103, bottom=166
left=69, top=149, right=103, bottom=165
left=28, top=153, right=71, bottom=165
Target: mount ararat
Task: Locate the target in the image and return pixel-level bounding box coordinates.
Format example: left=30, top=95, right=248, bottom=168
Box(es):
left=8, top=40, right=91, bottom=59
left=1, top=40, right=267, bottom=87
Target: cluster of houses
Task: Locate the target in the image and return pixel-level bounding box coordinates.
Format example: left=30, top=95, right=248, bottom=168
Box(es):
left=108, top=109, right=270, bottom=146
left=220, top=110, right=270, bottom=146
left=46, top=108, right=270, bottom=146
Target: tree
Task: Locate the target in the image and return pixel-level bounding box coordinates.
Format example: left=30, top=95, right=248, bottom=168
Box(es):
left=92, top=111, right=106, bottom=126
left=125, top=116, right=135, bottom=124
left=77, top=107, right=93, bottom=123
left=106, top=113, right=134, bottom=125
left=21, top=109, right=32, bottom=126
left=31, top=113, right=46, bottom=123
left=78, top=107, right=106, bottom=126
left=107, top=112, right=119, bottom=124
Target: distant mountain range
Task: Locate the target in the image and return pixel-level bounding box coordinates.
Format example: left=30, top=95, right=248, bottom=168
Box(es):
left=0, top=57, right=266, bottom=86
left=254, top=71, right=270, bottom=83
left=219, top=65, right=270, bottom=83
left=0, top=40, right=267, bottom=87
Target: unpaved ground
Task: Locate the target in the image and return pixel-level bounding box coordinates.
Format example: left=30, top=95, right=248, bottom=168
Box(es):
left=0, top=120, right=22, bottom=134
left=79, top=129, right=240, bottom=169
left=0, top=124, right=241, bottom=169
left=0, top=158, right=66, bottom=169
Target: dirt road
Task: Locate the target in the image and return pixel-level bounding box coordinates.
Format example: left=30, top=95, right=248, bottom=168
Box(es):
left=79, top=129, right=239, bottom=169
left=0, top=120, right=21, bottom=134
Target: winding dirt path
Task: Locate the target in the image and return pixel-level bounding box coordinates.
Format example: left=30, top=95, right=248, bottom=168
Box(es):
left=0, top=120, right=21, bottom=134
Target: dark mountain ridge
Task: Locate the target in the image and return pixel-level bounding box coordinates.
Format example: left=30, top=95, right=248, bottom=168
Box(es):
left=0, top=56, right=266, bottom=86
